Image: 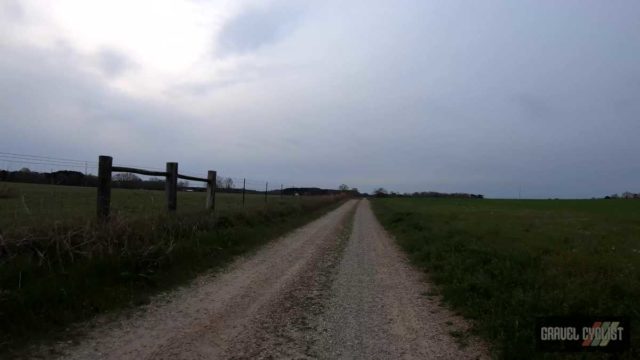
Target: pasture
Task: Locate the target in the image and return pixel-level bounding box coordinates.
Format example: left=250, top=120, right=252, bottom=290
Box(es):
left=0, top=182, right=303, bottom=229
left=373, top=198, right=640, bottom=359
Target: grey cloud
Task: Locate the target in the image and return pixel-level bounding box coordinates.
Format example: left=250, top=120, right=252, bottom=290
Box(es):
left=95, top=48, right=136, bottom=77
left=176, top=73, right=256, bottom=96
left=1, top=0, right=24, bottom=22
left=0, top=43, right=339, bottom=187
left=0, top=45, right=211, bottom=173
left=216, top=2, right=304, bottom=55
left=3, top=1, right=640, bottom=197
left=174, top=61, right=291, bottom=96
left=512, top=94, right=556, bottom=122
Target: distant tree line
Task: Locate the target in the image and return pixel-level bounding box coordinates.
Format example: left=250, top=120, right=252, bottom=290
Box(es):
left=408, top=191, right=484, bottom=199
left=279, top=187, right=356, bottom=196
left=0, top=168, right=360, bottom=196
left=0, top=168, right=234, bottom=192
left=372, top=187, right=483, bottom=199
left=605, top=192, right=640, bottom=199
left=0, top=168, right=96, bottom=187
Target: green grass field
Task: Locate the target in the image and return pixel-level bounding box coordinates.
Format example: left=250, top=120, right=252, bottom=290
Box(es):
left=0, top=182, right=305, bottom=229
left=372, top=198, right=640, bottom=359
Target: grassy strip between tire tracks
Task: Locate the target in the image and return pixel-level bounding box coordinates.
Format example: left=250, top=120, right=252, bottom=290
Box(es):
left=372, top=198, right=640, bottom=359
left=0, top=195, right=346, bottom=356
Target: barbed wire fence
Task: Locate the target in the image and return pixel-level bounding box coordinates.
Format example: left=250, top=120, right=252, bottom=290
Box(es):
left=0, top=152, right=335, bottom=225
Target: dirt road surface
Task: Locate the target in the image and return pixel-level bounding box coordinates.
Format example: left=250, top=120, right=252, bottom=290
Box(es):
left=50, top=199, right=487, bottom=359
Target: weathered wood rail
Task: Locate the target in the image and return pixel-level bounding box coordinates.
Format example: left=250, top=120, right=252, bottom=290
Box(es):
left=97, top=155, right=216, bottom=220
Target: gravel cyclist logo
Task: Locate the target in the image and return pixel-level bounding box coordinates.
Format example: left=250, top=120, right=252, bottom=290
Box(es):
left=581, top=321, right=624, bottom=348
left=536, top=317, right=630, bottom=352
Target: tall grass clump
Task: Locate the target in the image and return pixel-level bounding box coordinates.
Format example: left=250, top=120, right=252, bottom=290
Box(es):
left=0, top=195, right=344, bottom=355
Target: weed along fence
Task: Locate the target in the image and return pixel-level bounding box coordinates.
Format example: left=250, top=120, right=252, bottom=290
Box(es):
left=97, top=155, right=216, bottom=219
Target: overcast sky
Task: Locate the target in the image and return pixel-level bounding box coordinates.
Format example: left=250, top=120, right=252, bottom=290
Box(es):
left=1, top=0, right=639, bottom=197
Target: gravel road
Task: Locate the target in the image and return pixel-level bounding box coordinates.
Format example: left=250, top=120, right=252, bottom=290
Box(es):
left=50, top=199, right=487, bottom=359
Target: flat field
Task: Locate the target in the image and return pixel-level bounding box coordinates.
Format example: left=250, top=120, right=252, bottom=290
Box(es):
left=0, top=182, right=302, bottom=229
left=372, top=198, right=640, bottom=359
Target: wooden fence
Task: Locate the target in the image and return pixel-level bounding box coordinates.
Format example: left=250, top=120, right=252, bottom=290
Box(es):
left=97, top=155, right=216, bottom=220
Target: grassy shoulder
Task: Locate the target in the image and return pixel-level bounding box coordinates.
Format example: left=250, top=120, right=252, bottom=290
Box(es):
left=372, top=198, right=640, bottom=359
left=0, top=182, right=310, bottom=229
left=0, top=193, right=345, bottom=356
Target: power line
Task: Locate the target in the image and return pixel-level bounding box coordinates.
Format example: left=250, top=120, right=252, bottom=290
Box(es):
left=0, top=152, right=164, bottom=172
left=0, top=155, right=96, bottom=167
left=0, top=151, right=90, bottom=164
left=0, top=158, right=97, bottom=169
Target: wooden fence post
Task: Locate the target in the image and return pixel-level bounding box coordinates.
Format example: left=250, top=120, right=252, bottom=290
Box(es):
left=206, top=170, right=216, bottom=211
left=242, top=178, right=246, bottom=207
left=166, top=162, right=178, bottom=212
left=97, top=155, right=112, bottom=220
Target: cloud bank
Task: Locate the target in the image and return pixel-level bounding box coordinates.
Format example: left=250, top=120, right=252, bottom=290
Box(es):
left=1, top=0, right=639, bottom=197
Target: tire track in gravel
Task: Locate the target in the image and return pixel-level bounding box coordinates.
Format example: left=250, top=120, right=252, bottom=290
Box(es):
left=49, top=199, right=488, bottom=359
left=221, top=204, right=355, bottom=359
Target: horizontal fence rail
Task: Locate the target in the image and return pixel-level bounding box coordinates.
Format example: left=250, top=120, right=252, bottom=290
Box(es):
left=111, top=166, right=168, bottom=177
left=177, top=174, right=209, bottom=182
left=97, top=155, right=216, bottom=220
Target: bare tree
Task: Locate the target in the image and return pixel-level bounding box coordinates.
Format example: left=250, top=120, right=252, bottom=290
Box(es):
left=112, top=172, right=142, bottom=189
left=113, top=173, right=142, bottom=182
left=339, top=184, right=350, bottom=191
left=223, top=177, right=234, bottom=189
left=216, top=177, right=234, bottom=189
